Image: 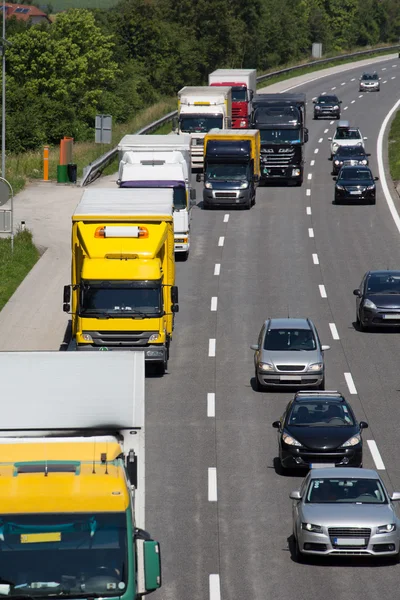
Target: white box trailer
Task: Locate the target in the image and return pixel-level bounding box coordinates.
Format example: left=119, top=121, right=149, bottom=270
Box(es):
left=118, top=133, right=191, bottom=163
left=208, top=69, right=257, bottom=128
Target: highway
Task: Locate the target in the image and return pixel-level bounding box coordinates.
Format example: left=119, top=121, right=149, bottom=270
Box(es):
left=145, top=57, right=400, bottom=599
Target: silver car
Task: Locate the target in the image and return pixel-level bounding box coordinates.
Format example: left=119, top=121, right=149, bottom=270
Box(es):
left=250, top=318, right=330, bottom=392
left=359, top=72, right=380, bottom=92
left=290, top=467, right=400, bottom=563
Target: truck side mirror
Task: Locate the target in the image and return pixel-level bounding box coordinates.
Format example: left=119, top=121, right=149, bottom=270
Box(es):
left=171, top=285, right=179, bottom=304
left=172, top=117, right=178, bottom=131
left=171, top=304, right=179, bottom=313
left=249, top=90, right=254, bottom=101
left=304, top=128, right=309, bottom=143
left=190, top=188, right=196, bottom=200
left=136, top=539, right=162, bottom=594
left=125, top=449, right=137, bottom=487
left=196, top=173, right=202, bottom=183
left=63, top=285, right=71, bottom=313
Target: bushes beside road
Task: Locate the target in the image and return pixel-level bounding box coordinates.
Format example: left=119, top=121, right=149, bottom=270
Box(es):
left=0, top=229, right=39, bottom=311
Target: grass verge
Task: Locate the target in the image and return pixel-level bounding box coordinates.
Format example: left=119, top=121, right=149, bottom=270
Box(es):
left=0, top=229, right=40, bottom=311
left=388, top=110, right=400, bottom=183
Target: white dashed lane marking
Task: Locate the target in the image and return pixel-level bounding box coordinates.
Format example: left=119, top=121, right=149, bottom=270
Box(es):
left=344, top=372, right=357, bottom=395
left=211, top=297, right=218, bottom=311
left=331, top=86, right=336, bottom=90
left=223, top=214, right=229, bottom=223
left=383, top=80, right=387, bottom=84
left=341, top=82, right=346, bottom=86
left=367, top=440, right=386, bottom=470
left=351, top=100, right=355, bottom=104
left=318, top=137, right=323, bottom=143
left=218, top=236, right=224, bottom=247
left=208, top=468, right=218, bottom=501
left=391, top=76, right=396, bottom=80
left=307, top=173, right=312, bottom=180
left=209, top=574, right=221, bottom=600
left=310, top=160, right=315, bottom=166
left=308, top=228, right=314, bottom=238
left=324, top=128, right=329, bottom=134
left=344, top=106, right=348, bottom=110
left=319, top=284, right=327, bottom=298
left=382, top=67, right=387, bottom=70
left=214, top=263, right=220, bottom=276
left=306, top=189, right=311, bottom=196
left=207, top=393, right=215, bottom=418
left=306, top=206, right=311, bottom=215
left=314, top=148, right=319, bottom=154
left=329, top=323, right=340, bottom=340
left=330, top=120, right=334, bottom=125
left=312, top=253, right=319, bottom=265
left=359, top=94, right=363, bottom=98
left=350, top=78, right=355, bottom=81
left=208, top=339, right=216, bottom=357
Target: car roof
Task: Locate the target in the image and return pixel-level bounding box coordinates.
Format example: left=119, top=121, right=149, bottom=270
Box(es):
left=310, top=467, right=379, bottom=479
left=367, top=270, right=400, bottom=277
left=266, top=318, right=311, bottom=330
left=317, top=94, right=338, bottom=99
left=340, top=165, right=371, bottom=172
left=293, top=395, right=346, bottom=404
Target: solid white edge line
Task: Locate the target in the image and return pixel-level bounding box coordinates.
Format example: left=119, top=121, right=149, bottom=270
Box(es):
left=209, top=339, right=216, bottom=357
left=377, top=97, right=400, bottom=236
left=306, top=188, right=311, bottom=196
left=310, top=159, right=315, bottom=166
left=367, top=440, right=386, bottom=470
left=308, top=228, right=314, bottom=238
left=209, top=574, right=221, bottom=600
left=211, top=297, right=218, bottom=311
left=207, top=393, right=215, bottom=418
left=329, top=322, right=340, bottom=340
left=344, top=372, right=357, bottom=395
left=208, top=468, right=217, bottom=501
left=218, top=236, right=224, bottom=247
left=214, top=263, right=221, bottom=276
left=312, top=253, right=319, bottom=265
left=223, top=214, right=229, bottom=223
left=319, top=284, right=327, bottom=298
left=306, top=206, right=311, bottom=215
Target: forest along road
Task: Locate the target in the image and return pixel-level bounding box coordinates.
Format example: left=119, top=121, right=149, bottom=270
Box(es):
left=145, top=54, right=400, bottom=600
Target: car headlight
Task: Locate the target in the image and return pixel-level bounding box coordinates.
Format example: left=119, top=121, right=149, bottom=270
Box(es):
left=336, top=185, right=344, bottom=190
left=356, top=142, right=363, bottom=147
left=377, top=524, right=396, bottom=534
left=332, top=143, right=339, bottom=151
left=259, top=362, right=274, bottom=371
left=82, top=333, right=93, bottom=342
left=334, top=160, right=340, bottom=165
left=340, top=433, right=361, bottom=447
left=360, top=159, right=368, bottom=165
left=333, top=105, right=339, bottom=110
left=315, top=106, right=321, bottom=110
left=148, top=333, right=159, bottom=342
left=205, top=182, right=212, bottom=189
left=240, top=120, right=246, bottom=127
left=364, top=298, right=377, bottom=310
left=282, top=432, right=302, bottom=446
left=239, top=181, right=249, bottom=189
left=308, top=362, right=323, bottom=372
left=366, top=185, right=375, bottom=190
left=302, top=523, right=323, bottom=533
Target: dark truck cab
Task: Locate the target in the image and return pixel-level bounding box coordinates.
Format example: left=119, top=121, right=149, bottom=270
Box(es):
left=251, top=93, right=308, bottom=186
left=199, top=130, right=260, bottom=209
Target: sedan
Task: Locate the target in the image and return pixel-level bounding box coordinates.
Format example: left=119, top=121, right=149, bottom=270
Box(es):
left=291, top=467, right=400, bottom=563
left=359, top=72, right=380, bottom=92
left=354, top=270, right=400, bottom=330
left=250, top=317, right=330, bottom=392
left=273, top=391, right=368, bottom=471
left=333, top=166, right=378, bottom=204
left=331, top=145, right=370, bottom=175
left=313, top=94, right=342, bottom=120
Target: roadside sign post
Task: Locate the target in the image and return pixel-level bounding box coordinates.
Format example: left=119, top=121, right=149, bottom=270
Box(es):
left=0, top=176, right=13, bottom=252
left=95, top=115, right=112, bottom=144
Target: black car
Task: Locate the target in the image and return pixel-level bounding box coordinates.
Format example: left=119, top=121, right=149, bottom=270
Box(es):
left=272, top=391, right=368, bottom=471
left=354, top=270, right=400, bottom=330
left=313, top=94, right=342, bottom=120
left=332, top=145, right=370, bottom=175
left=333, top=166, right=378, bottom=204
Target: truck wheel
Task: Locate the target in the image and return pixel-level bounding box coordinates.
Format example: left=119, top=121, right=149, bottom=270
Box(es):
left=182, top=250, right=189, bottom=261
left=156, top=359, right=167, bottom=376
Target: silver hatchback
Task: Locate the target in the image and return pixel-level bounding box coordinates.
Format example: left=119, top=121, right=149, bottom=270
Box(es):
left=290, top=467, right=400, bottom=562
left=250, top=318, right=330, bottom=392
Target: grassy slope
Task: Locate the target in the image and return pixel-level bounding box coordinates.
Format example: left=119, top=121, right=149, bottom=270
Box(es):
left=389, top=111, right=400, bottom=182
left=0, top=229, right=40, bottom=311
left=50, top=0, right=119, bottom=10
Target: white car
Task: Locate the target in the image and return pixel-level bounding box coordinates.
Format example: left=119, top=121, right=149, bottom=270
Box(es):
left=328, top=121, right=367, bottom=159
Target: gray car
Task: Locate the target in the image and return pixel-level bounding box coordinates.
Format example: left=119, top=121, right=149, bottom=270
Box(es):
left=250, top=318, right=330, bottom=392
left=290, top=467, right=400, bottom=563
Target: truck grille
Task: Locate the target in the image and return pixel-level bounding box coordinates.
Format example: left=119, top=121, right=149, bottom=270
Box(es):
left=261, top=150, right=295, bottom=167
left=83, top=330, right=157, bottom=347
left=276, top=365, right=305, bottom=372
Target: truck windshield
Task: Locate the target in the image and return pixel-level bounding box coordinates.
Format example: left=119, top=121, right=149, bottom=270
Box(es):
left=173, top=187, right=187, bottom=210
left=205, top=163, right=248, bottom=181
left=80, top=283, right=162, bottom=317
left=0, top=512, right=127, bottom=597
left=260, top=129, right=301, bottom=144
left=231, top=88, right=247, bottom=102
left=180, top=116, right=223, bottom=133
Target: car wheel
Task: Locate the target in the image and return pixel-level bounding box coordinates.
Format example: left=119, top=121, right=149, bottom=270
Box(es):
left=318, top=377, right=325, bottom=390
left=254, top=370, right=267, bottom=392
left=357, top=313, right=368, bottom=332
left=294, top=536, right=304, bottom=563
left=244, top=196, right=252, bottom=210
left=369, top=197, right=376, bottom=205
left=334, top=197, right=340, bottom=205
left=314, top=115, right=318, bottom=120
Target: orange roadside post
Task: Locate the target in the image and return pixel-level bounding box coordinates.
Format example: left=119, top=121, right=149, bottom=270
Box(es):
left=43, top=146, right=49, bottom=181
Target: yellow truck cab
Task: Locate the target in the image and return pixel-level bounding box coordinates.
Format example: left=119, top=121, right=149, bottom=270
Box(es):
left=0, top=351, right=160, bottom=600
left=63, top=189, right=178, bottom=375
left=200, top=129, right=260, bottom=209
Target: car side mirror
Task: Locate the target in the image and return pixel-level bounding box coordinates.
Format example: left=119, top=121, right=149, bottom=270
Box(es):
left=374, top=176, right=379, bottom=181
left=363, top=137, right=368, bottom=140
left=339, top=100, right=342, bottom=104
left=171, top=285, right=178, bottom=304
left=332, top=176, right=337, bottom=181
left=272, top=421, right=281, bottom=429
left=367, top=153, right=371, bottom=156
left=290, top=491, right=302, bottom=500
left=136, top=539, right=162, bottom=594
left=196, top=173, right=202, bottom=183
left=391, top=492, right=400, bottom=501
left=353, top=289, right=361, bottom=297
left=328, top=137, right=332, bottom=141
left=63, top=285, right=71, bottom=313
left=250, top=344, right=259, bottom=351
left=321, top=345, right=330, bottom=351
left=313, top=100, right=316, bottom=104
left=359, top=421, right=369, bottom=429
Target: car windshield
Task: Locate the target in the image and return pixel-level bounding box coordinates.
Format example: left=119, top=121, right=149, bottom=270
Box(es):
left=80, top=282, right=162, bottom=316
left=366, top=274, right=400, bottom=294
left=259, top=129, right=301, bottom=143
left=205, top=163, right=248, bottom=181
left=180, top=115, right=223, bottom=133
left=264, top=328, right=316, bottom=351
left=288, top=401, right=355, bottom=426
left=317, top=96, right=338, bottom=104
left=0, top=512, right=127, bottom=597
left=335, top=129, right=361, bottom=140
left=362, top=73, right=378, bottom=80
left=339, top=169, right=371, bottom=180
left=337, top=147, right=364, bottom=157
left=306, top=478, right=387, bottom=504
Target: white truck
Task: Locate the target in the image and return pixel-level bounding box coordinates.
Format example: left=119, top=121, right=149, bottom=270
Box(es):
left=116, top=134, right=195, bottom=259
left=176, top=86, right=232, bottom=169
left=0, top=351, right=161, bottom=600
left=208, top=69, right=257, bottom=129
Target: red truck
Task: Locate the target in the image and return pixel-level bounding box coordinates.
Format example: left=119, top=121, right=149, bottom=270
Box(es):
left=208, top=69, right=257, bottom=129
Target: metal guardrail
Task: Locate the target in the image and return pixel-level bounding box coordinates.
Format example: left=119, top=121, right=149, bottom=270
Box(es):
left=81, top=44, right=399, bottom=186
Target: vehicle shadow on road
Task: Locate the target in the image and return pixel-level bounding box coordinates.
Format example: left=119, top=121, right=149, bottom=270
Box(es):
left=272, top=457, right=305, bottom=478
left=352, top=321, right=400, bottom=334
left=59, top=320, right=72, bottom=351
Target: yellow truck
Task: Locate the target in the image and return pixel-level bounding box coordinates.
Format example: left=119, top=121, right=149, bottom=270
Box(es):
left=0, top=351, right=160, bottom=600
left=63, top=188, right=178, bottom=375
left=200, top=129, right=260, bottom=209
